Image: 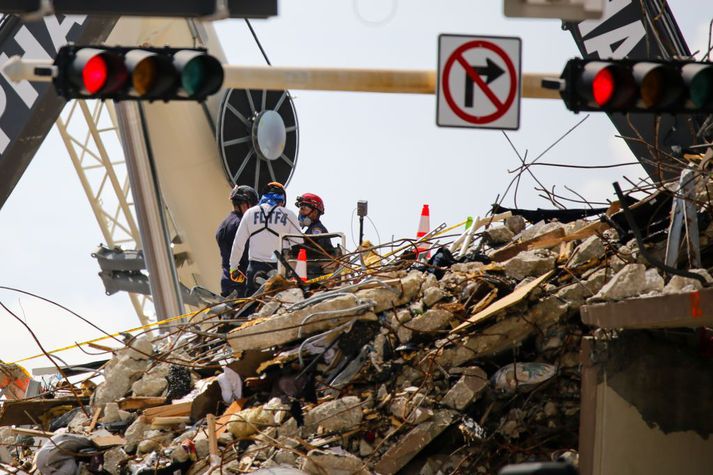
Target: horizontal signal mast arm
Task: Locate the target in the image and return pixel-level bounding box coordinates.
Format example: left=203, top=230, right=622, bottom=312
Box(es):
left=0, top=56, right=561, bottom=99
left=223, top=65, right=561, bottom=99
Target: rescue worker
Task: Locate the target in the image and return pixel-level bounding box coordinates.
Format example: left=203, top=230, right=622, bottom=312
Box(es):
left=295, top=193, right=336, bottom=278
left=216, top=185, right=258, bottom=297
left=229, top=182, right=302, bottom=296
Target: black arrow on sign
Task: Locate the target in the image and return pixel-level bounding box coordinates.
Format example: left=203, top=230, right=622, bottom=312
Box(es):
left=464, top=58, right=505, bottom=108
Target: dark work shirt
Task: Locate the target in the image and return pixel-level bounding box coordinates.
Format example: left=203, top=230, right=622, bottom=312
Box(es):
left=302, top=220, right=336, bottom=278
left=216, top=211, right=249, bottom=296
left=304, top=220, right=335, bottom=256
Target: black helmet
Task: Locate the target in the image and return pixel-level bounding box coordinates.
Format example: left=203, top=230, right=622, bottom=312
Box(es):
left=230, top=185, right=258, bottom=206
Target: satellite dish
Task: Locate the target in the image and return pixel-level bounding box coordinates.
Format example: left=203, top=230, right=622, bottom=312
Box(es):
left=217, top=89, right=299, bottom=192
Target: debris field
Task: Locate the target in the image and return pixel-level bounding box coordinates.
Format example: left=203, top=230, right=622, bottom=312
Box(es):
left=1, top=189, right=711, bottom=475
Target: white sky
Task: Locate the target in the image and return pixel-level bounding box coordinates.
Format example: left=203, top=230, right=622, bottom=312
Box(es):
left=0, top=0, right=710, bottom=372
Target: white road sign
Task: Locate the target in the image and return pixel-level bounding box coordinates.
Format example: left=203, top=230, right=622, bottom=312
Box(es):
left=437, top=34, right=521, bottom=130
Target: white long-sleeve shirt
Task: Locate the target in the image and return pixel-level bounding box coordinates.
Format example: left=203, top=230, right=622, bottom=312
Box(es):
left=229, top=203, right=303, bottom=268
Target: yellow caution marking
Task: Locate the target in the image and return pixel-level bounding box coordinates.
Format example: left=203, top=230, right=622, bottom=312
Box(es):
left=12, top=299, right=249, bottom=364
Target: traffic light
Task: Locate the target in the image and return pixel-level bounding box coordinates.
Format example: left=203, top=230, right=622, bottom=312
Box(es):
left=560, top=58, right=713, bottom=113
left=53, top=45, right=224, bottom=101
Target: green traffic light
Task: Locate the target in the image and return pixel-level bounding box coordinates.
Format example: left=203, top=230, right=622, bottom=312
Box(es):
left=174, top=50, right=223, bottom=99
left=182, top=57, right=206, bottom=97
left=683, top=64, right=713, bottom=109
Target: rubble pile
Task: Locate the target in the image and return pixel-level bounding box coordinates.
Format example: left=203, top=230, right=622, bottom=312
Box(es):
left=2, top=198, right=711, bottom=474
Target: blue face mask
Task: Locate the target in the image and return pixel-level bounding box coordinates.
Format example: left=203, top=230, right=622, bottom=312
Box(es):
left=259, top=192, right=285, bottom=207
left=298, top=214, right=312, bottom=227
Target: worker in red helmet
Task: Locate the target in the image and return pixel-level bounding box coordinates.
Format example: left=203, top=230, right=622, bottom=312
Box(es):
left=295, top=193, right=336, bottom=278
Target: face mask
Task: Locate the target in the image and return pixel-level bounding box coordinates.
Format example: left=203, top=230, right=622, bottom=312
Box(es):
left=298, top=214, right=312, bottom=227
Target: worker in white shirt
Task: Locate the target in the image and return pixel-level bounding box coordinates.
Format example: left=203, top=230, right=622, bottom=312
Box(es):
left=229, top=182, right=302, bottom=296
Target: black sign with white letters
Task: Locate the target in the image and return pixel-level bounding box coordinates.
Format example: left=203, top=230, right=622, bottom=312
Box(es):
left=0, top=14, right=117, bottom=208
left=566, top=0, right=701, bottom=182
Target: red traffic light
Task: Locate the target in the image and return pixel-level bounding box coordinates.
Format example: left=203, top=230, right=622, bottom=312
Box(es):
left=592, top=67, right=614, bottom=106
left=53, top=46, right=224, bottom=101
left=573, top=61, right=636, bottom=110
left=561, top=58, right=713, bottom=113
left=82, top=55, right=107, bottom=94
left=72, top=48, right=128, bottom=95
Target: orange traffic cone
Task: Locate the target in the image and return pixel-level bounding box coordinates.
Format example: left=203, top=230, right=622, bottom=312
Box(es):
left=416, top=204, right=430, bottom=258
left=295, top=248, right=308, bottom=281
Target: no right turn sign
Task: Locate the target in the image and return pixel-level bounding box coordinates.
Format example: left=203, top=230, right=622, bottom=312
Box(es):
left=437, top=34, right=522, bottom=130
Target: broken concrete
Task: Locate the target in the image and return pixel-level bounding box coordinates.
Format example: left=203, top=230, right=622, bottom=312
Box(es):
left=422, top=286, right=448, bottom=308
left=304, top=396, right=363, bottom=433
left=374, top=410, right=456, bottom=475
left=405, top=308, right=453, bottom=334
left=591, top=264, right=664, bottom=302
left=93, top=352, right=151, bottom=406
left=504, top=249, right=557, bottom=280
left=663, top=269, right=713, bottom=294
left=441, top=367, right=488, bottom=410
left=131, top=363, right=170, bottom=397
left=228, top=294, right=377, bottom=351
left=484, top=225, right=515, bottom=245
left=568, top=235, right=606, bottom=268
left=505, top=215, right=527, bottom=235
left=301, top=448, right=368, bottom=475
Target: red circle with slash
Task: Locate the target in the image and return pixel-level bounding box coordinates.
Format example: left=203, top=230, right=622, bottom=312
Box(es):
left=442, top=40, right=517, bottom=124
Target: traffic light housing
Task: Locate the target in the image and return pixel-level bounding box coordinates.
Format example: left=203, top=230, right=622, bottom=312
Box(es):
left=560, top=58, right=713, bottom=113
left=53, top=45, right=224, bottom=101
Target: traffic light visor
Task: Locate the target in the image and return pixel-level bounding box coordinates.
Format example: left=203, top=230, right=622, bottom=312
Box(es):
left=683, top=63, right=713, bottom=108
left=125, top=50, right=177, bottom=98
left=634, top=63, right=684, bottom=109
left=174, top=50, right=224, bottom=98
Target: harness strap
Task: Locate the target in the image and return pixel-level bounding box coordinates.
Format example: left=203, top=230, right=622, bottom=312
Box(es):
left=249, top=206, right=281, bottom=238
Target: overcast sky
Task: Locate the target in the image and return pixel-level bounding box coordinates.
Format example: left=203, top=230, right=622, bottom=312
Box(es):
left=0, top=0, right=710, bottom=372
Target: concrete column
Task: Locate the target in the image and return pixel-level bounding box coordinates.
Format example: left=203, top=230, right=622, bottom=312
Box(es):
left=115, top=101, right=184, bottom=322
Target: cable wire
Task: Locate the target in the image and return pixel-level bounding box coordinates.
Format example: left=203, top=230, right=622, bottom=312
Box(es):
left=245, top=19, right=271, bottom=66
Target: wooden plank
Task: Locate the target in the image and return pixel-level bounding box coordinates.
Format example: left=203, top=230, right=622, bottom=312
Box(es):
left=117, top=397, right=166, bottom=411
left=91, top=434, right=126, bottom=447
left=530, top=221, right=609, bottom=250
left=470, top=289, right=498, bottom=315
left=451, top=271, right=554, bottom=334
left=10, top=427, right=53, bottom=437
left=581, top=287, right=713, bottom=329
left=87, top=406, right=102, bottom=432
left=143, top=401, right=192, bottom=422
left=216, top=400, right=245, bottom=437
left=491, top=221, right=609, bottom=263
left=558, top=240, right=575, bottom=263
left=490, top=228, right=565, bottom=262
left=207, top=414, right=218, bottom=457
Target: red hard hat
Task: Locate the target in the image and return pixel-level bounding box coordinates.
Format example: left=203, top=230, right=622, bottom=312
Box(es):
left=296, top=193, right=325, bottom=214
